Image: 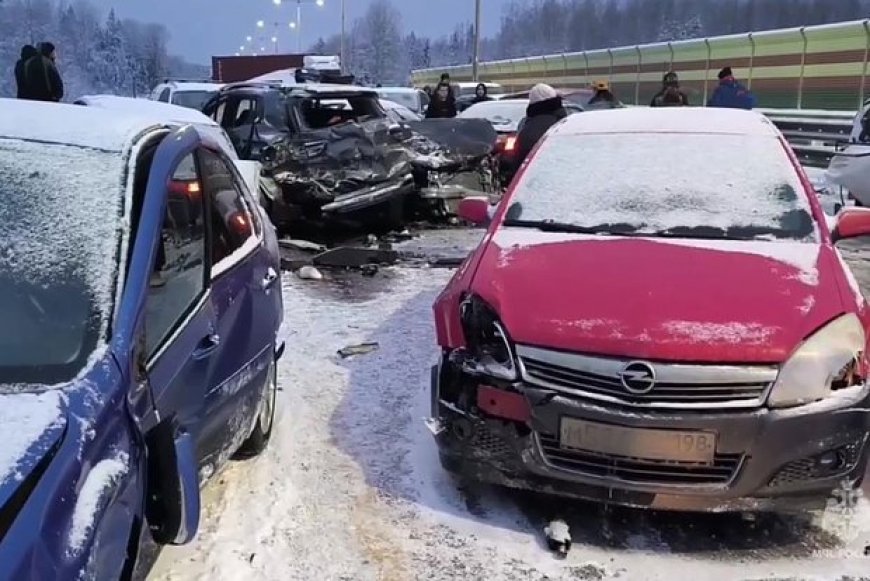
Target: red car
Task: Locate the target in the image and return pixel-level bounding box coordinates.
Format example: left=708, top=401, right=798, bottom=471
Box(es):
left=430, top=107, right=870, bottom=512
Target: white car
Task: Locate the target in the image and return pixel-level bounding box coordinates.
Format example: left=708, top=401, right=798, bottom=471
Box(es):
left=375, top=87, right=428, bottom=115
left=75, top=95, right=264, bottom=217
left=380, top=99, right=422, bottom=123
left=150, top=80, right=223, bottom=111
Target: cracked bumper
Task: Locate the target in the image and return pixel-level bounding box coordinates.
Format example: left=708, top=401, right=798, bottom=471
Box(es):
left=430, top=359, right=870, bottom=512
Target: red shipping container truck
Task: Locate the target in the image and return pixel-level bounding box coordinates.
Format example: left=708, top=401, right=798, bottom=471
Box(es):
left=212, top=54, right=308, bottom=83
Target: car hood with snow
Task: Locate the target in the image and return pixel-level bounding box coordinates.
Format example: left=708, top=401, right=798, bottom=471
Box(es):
left=470, top=229, right=852, bottom=363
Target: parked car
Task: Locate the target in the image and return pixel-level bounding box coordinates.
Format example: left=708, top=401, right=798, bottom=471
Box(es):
left=459, top=98, right=581, bottom=184
left=0, top=99, right=284, bottom=579
left=381, top=98, right=422, bottom=123
left=151, top=79, right=224, bottom=111
left=203, top=81, right=416, bottom=230
left=501, top=87, right=623, bottom=110
left=430, top=107, right=870, bottom=513
left=376, top=87, right=429, bottom=115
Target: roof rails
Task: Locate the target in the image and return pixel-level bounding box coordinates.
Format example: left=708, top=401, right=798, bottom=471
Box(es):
left=161, top=77, right=217, bottom=84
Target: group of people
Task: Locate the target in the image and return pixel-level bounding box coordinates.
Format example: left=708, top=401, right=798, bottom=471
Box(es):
left=14, top=42, right=64, bottom=102
left=422, top=73, right=496, bottom=119
left=651, top=66, right=756, bottom=109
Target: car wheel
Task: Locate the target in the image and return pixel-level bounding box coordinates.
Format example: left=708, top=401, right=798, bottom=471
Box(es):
left=235, top=356, right=278, bottom=459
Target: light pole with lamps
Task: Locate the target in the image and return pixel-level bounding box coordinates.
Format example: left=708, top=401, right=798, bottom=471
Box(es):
left=273, top=0, right=325, bottom=53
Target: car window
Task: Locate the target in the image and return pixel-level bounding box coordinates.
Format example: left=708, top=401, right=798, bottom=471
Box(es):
left=508, top=133, right=817, bottom=241
left=145, top=154, right=207, bottom=359
left=378, top=90, right=418, bottom=111
left=232, top=98, right=261, bottom=127
left=170, top=90, right=217, bottom=111
left=298, top=94, right=383, bottom=129
left=460, top=101, right=528, bottom=131
left=0, top=138, right=125, bottom=387
left=158, top=87, right=171, bottom=102
left=198, top=148, right=257, bottom=272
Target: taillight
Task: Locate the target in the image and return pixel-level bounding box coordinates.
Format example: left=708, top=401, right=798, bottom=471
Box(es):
left=503, top=135, right=517, bottom=152
left=229, top=212, right=252, bottom=237
left=168, top=180, right=201, bottom=200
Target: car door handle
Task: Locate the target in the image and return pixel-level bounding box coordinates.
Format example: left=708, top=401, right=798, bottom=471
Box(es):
left=193, top=333, right=221, bottom=359
left=261, top=267, right=279, bottom=290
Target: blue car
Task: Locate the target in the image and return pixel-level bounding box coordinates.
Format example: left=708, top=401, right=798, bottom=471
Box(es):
left=0, top=99, right=284, bottom=579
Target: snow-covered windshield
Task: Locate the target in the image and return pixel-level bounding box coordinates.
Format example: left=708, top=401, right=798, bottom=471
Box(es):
left=507, top=133, right=817, bottom=241
left=459, top=101, right=527, bottom=131
left=171, top=90, right=217, bottom=111
left=0, top=138, right=125, bottom=388
left=377, top=90, right=420, bottom=111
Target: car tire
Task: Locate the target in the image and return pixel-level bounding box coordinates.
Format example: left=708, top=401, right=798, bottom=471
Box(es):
left=235, top=356, right=278, bottom=459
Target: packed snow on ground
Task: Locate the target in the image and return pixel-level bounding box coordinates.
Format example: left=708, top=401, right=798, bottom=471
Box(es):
left=152, top=266, right=870, bottom=581
left=0, top=391, right=64, bottom=486
left=67, top=452, right=130, bottom=554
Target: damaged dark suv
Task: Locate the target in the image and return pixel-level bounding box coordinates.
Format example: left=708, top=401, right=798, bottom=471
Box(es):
left=203, top=82, right=416, bottom=229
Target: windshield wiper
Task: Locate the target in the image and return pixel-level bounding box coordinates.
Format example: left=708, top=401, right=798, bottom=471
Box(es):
left=502, top=220, right=734, bottom=240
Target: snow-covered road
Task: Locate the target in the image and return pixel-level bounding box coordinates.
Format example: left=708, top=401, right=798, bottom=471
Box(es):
left=150, top=242, right=870, bottom=580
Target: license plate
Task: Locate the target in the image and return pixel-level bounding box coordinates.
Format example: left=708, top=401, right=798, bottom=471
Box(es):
left=559, top=418, right=717, bottom=464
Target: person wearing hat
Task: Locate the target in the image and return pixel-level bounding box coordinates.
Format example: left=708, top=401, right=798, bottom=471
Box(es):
left=587, top=80, right=621, bottom=109
left=24, top=41, right=63, bottom=102
left=512, top=83, right=569, bottom=171
left=650, top=71, right=689, bottom=107
left=707, top=66, right=755, bottom=110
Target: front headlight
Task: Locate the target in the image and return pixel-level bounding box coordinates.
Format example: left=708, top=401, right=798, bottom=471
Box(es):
left=458, top=294, right=517, bottom=381
left=768, top=314, right=866, bottom=408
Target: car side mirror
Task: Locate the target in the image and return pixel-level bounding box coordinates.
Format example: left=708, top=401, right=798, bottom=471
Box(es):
left=457, top=196, right=491, bottom=226
left=832, top=207, right=870, bottom=243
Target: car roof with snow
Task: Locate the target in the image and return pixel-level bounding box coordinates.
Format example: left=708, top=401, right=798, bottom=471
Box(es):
left=75, top=95, right=220, bottom=127
left=557, top=107, right=780, bottom=137
left=161, top=81, right=222, bottom=92
left=220, top=80, right=378, bottom=96
left=0, top=98, right=161, bottom=152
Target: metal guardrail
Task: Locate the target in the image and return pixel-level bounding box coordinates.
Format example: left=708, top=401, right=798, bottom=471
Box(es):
left=761, top=108, right=855, bottom=168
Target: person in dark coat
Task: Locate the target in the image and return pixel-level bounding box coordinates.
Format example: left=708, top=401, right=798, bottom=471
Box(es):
left=707, top=66, right=756, bottom=109
left=650, top=71, right=689, bottom=107
left=425, top=82, right=457, bottom=118
left=24, top=42, right=64, bottom=102
left=471, top=83, right=492, bottom=105
left=15, top=45, right=38, bottom=99
left=513, top=84, right=568, bottom=168
left=586, top=80, right=621, bottom=109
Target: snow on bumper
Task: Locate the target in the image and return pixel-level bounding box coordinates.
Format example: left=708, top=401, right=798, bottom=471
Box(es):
left=429, top=356, right=870, bottom=512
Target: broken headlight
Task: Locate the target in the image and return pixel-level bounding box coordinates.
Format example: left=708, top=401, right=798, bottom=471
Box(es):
left=768, top=314, right=866, bottom=408
left=457, top=294, right=517, bottom=381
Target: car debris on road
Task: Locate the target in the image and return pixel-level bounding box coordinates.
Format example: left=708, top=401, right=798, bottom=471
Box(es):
left=337, top=342, right=380, bottom=358
left=544, top=519, right=572, bottom=557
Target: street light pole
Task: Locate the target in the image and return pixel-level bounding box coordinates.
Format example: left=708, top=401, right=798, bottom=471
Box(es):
left=472, top=0, right=481, bottom=81
left=340, top=0, right=346, bottom=73
left=296, top=0, right=302, bottom=53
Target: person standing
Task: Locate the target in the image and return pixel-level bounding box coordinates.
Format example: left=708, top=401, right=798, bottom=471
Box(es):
left=425, top=82, right=457, bottom=118
left=587, top=80, right=621, bottom=109
left=24, top=42, right=64, bottom=103
left=15, top=45, right=38, bottom=99
left=707, top=66, right=756, bottom=109
left=471, top=83, right=492, bottom=105
left=513, top=84, right=568, bottom=168
left=650, top=71, right=689, bottom=107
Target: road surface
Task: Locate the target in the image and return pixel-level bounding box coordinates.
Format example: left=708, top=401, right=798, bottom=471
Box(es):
left=152, top=226, right=870, bottom=581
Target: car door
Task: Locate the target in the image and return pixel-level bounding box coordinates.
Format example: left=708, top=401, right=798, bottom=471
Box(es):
left=195, top=146, right=275, bottom=473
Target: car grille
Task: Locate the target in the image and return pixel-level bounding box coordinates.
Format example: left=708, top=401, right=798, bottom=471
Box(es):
left=538, top=434, right=742, bottom=485
left=517, top=345, right=778, bottom=410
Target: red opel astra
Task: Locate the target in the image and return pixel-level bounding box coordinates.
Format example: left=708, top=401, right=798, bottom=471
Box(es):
left=430, top=107, right=870, bottom=511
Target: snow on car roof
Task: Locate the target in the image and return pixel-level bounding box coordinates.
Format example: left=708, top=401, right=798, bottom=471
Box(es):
left=165, top=81, right=223, bottom=92
left=557, top=107, right=780, bottom=137
left=0, top=99, right=161, bottom=152
left=76, top=95, right=219, bottom=127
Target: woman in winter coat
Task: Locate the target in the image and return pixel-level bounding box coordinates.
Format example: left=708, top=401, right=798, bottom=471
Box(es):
left=15, top=45, right=38, bottom=99
left=513, top=84, right=568, bottom=168
left=425, top=82, right=457, bottom=119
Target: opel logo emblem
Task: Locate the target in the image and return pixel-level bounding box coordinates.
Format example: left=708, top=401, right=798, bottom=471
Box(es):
left=619, top=361, right=656, bottom=394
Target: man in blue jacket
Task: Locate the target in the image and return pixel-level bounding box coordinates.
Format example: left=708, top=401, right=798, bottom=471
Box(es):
left=707, top=67, right=755, bottom=109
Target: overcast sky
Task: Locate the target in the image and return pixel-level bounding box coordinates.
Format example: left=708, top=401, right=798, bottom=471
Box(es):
left=89, top=0, right=504, bottom=63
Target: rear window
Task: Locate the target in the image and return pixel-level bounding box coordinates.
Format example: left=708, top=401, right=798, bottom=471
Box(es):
left=171, top=90, right=217, bottom=111
left=508, top=133, right=816, bottom=241
left=377, top=90, right=419, bottom=111
left=297, top=94, right=384, bottom=129
left=459, top=101, right=527, bottom=130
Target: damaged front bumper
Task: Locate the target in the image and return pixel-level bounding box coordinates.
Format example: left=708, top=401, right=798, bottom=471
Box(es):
left=429, top=352, right=870, bottom=512
left=321, top=173, right=415, bottom=214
